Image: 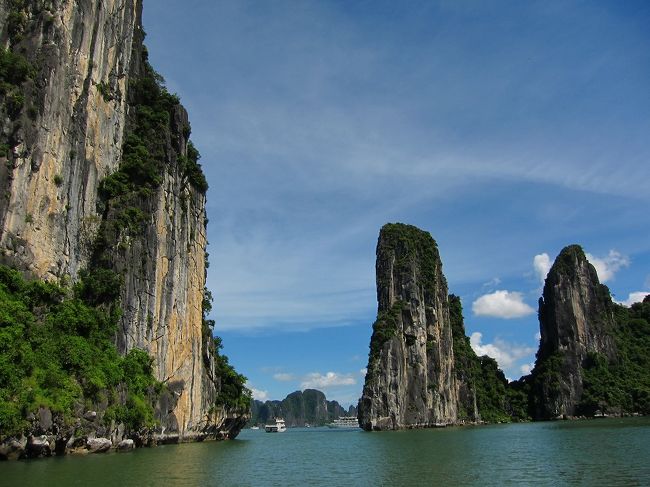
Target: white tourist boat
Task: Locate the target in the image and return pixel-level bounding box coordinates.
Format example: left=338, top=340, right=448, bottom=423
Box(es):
left=327, top=416, right=360, bottom=429
left=264, top=418, right=287, bottom=433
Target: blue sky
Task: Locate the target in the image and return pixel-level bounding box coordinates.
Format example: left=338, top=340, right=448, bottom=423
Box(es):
left=143, top=1, right=650, bottom=407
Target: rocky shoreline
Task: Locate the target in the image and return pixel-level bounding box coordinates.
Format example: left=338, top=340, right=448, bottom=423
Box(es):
left=0, top=406, right=248, bottom=461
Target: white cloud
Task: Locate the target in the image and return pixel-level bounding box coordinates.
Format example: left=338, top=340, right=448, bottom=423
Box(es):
left=250, top=387, right=269, bottom=401
left=520, top=363, right=534, bottom=375
left=300, top=372, right=356, bottom=389
left=472, top=290, right=535, bottom=319
left=533, top=253, right=552, bottom=284
left=535, top=332, right=542, bottom=341
left=469, top=332, right=537, bottom=378
left=359, top=368, right=367, bottom=377
left=617, top=291, right=649, bottom=307
left=273, top=373, right=295, bottom=382
left=585, top=250, right=629, bottom=283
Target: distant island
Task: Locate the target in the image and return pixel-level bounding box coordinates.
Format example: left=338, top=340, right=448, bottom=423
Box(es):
left=359, top=224, right=650, bottom=430
left=250, top=389, right=357, bottom=427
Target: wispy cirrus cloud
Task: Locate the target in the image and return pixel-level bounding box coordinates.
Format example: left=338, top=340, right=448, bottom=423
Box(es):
left=273, top=373, right=295, bottom=382
left=143, top=3, right=650, bottom=410
left=482, top=277, right=502, bottom=290
left=146, top=0, right=650, bottom=336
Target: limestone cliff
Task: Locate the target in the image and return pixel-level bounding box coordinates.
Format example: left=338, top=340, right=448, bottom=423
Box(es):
left=530, top=245, right=618, bottom=419
left=0, top=0, right=247, bottom=449
left=358, top=223, right=457, bottom=430
left=1, top=0, right=136, bottom=278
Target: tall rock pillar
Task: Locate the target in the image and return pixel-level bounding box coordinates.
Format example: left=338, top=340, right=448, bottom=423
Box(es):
left=359, top=223, right=457, bottom=430
left=531, top=245, right=617, bottom=418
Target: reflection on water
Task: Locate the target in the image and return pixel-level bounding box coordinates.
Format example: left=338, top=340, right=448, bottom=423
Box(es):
left=2, top=418, right=649, bottom=486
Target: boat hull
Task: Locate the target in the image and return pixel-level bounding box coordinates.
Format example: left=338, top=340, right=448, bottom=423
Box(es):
left=327, top=417, right=360, bottom=429
left=264, top=419, right=287, bottom=433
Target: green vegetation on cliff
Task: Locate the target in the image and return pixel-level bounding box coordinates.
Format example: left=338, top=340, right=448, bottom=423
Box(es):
left=202, top=289, right=251, bottom=412
left=5, top=0, right=32, bottom=45
left=0, top=265, right=162, bottom=437
left=449, top=295, right=527, bottom=422
left=98, top=44, right=207, bottom=244
left=529, top=300, right=650, bottom=418
left=528, top=244, right=650, bottom=418
left=1, top=0, right=48, bottom=152
left=213, top=336, right=251, bottom=411
left=378, top=223, right=444, bottom=298
left=0, top=47, right=34, bottom=120
left=577, top=299, right=650, bottom=415
left=528, top=350, right=565, bottom=415
left=368, top=300, right=406, bottom=362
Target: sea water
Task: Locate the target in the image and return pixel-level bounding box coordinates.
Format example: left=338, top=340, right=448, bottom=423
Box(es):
left=2, top=417, right=649, bottom=486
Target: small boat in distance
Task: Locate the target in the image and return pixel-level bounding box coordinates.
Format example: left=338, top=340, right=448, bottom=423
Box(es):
left=264, top=418, right=287, bottom=433
left=327, top=416, right=360, bottom=429
left=250, top=426, right=260, bottom=430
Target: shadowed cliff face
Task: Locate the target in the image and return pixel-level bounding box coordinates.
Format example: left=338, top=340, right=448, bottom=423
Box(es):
left=531, top=245, right=617, bottom=419
left=0, top=0, right=247, bottom=444
left=359, top=223, right=457, bottom=430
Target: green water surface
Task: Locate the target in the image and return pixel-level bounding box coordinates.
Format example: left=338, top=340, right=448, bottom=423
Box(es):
left=2, top=418, right=649, bottom=486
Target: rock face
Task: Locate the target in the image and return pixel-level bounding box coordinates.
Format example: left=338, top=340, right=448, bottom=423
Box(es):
left=530, top=245, right=617, bottom=419
left=0, top=0, right=138, bottom=279
left=117, top=439, right=134, bottom=451
left=358, top=223, right=457, bottom=430
left=0, top=0, right=245, bottom=443
left=27, top=436, right=52, bottom=458
left=86, top=437, right=112, bottom=454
